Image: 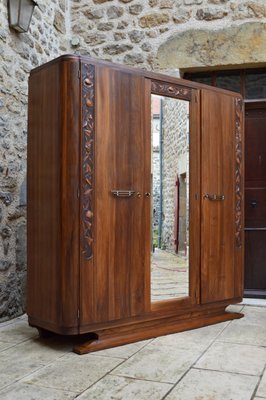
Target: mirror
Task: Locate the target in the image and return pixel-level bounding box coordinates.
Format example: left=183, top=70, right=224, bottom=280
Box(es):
left=151, top=94, right=190, bottom=302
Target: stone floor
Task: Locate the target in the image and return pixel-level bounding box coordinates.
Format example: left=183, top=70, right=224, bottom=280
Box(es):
left=151, top=248, right=189, bottom=301
left=0, top=305, right=266, bottom=399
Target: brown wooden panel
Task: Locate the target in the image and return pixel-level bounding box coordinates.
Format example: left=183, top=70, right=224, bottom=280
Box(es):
left=245, top=230, right=266, bottom=290
left=27, top=59, right=80, bottom=332
left=245, top=188, right=266, bottom=228
left=80, top=64, right=150, bottom=325
left=27, top=63, right=61, bottom=326
left=60, top=60, right=80, bottom=328
left=201, top=89, right=236, bottom=303
left=245, top=105, right=266, bottom=185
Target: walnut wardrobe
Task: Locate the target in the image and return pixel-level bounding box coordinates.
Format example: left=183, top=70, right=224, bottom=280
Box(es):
left=27, top=55, right=244, bottom=354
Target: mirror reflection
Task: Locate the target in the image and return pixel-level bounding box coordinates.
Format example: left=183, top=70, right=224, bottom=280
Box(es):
left=151, top=94, right=190, bottom=302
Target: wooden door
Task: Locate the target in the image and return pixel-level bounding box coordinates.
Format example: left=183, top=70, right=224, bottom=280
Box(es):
left=245, top=101, right=266, bottom=298
left=201, top=89, right=244, bottom=303
left=79, top=63, right=150, bottom=329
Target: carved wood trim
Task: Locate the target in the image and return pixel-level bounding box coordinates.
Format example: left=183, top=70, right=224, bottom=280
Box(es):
left=235, top=97, right=243, bottom=248
left=81, top=64, right=95, bottom=260
left=151, top=80, right=192, bottom=101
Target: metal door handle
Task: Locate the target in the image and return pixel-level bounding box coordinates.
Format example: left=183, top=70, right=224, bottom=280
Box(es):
left=203, top=194, right=225, bottom=201
left=111, top=190, right=135, bottom=197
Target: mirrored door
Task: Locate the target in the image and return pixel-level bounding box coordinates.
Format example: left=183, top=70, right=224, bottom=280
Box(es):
left=151, top=93, right=190, bottom=302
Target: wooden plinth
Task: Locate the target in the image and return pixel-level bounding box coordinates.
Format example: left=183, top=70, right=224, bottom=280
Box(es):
left=73, top=309, right=243, bottom=355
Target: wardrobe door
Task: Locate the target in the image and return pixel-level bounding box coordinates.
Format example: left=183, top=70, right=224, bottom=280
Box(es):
left=201, top=89, right=244, bottom=304
left=79, top=63, right=150, bottom=328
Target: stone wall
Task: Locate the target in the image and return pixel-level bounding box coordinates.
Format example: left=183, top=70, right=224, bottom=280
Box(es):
left=0, top=0, right=69, bottom=321
left=70, top=0, right=266, bottom=73
left=1, top=0, right=266, bottom=320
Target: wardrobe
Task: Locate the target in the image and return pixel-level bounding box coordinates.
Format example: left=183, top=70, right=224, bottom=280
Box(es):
left=27, top=55, right=244, bottom=354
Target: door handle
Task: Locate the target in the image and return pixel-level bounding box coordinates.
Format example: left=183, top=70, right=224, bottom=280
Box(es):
left=203, top=194, right=225, bottom=201
left=111, top=190, right=135, bottom=197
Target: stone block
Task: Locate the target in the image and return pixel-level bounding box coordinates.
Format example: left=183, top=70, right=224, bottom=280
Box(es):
left=247, top=1, right=266, bottom=17
left=103, top=43, right=133, bottom=54
left=16, top=223, right=26, bottom=273
left=107, top=5, right=124, bottom=19
left=117, top=20, right=129, bottom=29
left=129, top=4, right=144, bottom=15
left=124, top=53, right=145, bottom=64
left=0, top=260, right=11, bottom=272
left=141, top=42, right=153, bottom=51
left=173, top=9, right=191, bottom=23
left=160, top=0, right=175, bottom=9
left=129, top=29, right=145, bottom=43
left=93, top=0, right=113, bottom=3
left=0, top=192, right=13, bottom=206
left=85, top=33, right=106, bottom=45
left=83, top=8, right=104, bottom=19
left=53, top=10, right=65, bottom=34
left=114, top=32, right=127, bottom=41
left=157, top=22, right=266, bottom=69
left=184, top=0, right=202, bottom=4
left=208, top=0, right=228, bottom=3
left=139, top=13, right=170, bottom=28
left=196, top=7, right=228, bottom=20
left=97, top=22, right=114, bottom=31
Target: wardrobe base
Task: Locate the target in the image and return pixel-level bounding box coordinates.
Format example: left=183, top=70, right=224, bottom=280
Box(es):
left=73, top=308, right=243, bottom=355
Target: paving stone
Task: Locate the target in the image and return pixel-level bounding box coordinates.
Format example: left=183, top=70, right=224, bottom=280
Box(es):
left=240, top=305, right=266, bottom=325
left=96, top=339, right=152, bottom=359
left=195, top=341, right=266, bottom=376
left=256, top=368, right=266, bottom=398
left=226, top=304, right=244, bottom=313
left=23, top=354, right=122, bottom=393
left=77, top=375, right=172, bottom=399
left=151, top=322, right=229, bottom=351
left=111, top=343, right=201, bottom=383
left=165, top=368, right=259, bottom=400
left=0, top=341, right=14, bottom=352
left=218, top=320, right=266, bottom=346
left=0, top=337, right=71, bottom=389
left=0, top=319, right=38, bottom=343
left=0, top=383, right=76, bottom=400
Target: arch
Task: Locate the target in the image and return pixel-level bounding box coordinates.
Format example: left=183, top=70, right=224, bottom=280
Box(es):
left=157, top=22, right=266, bottom=71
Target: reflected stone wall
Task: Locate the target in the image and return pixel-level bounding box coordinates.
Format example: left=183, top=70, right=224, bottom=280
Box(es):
left=161, top=98, right=189, bottom=254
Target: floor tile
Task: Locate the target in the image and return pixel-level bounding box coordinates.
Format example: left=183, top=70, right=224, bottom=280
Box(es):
left=0, top=337, right=71, bottom=389
left=0, top=319, right=37, bottom=343
left=218, top=320, right=266, bottom=346
left=0, top=382, right=76, bottom=400
left=95, top=339, right=152, bottom=359
left=22, top=354, right=122, bottom=393
left=77, top=375, right=172, bottom=400
left=226, top=304, right=244, bottom=313
left=151, top=322, right=229, bottom=351
left=195, top=341, right=266, bottom=376
left=165, top=368, right=259, bottom=400
left=240, top=306, right=266, bottom=325
left=0, top=341, right=15, bottom=352
left=256, top=368, right=266, bottom=398
left=111, top=343, right=201, bottom=383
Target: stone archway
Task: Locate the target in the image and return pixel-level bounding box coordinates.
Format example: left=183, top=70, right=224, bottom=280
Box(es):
left=157, top=22, right=266, bottom=71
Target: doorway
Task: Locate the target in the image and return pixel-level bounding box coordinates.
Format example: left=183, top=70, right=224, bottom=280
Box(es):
left=245, top=101, right=266, bottom=298
left=184, top=68, right=266, bottom=298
